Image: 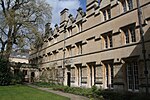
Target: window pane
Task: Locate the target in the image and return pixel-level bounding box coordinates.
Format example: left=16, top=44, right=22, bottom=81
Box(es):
left=107, top=8, right=111, bottom=19
left=127, top=0, right=133, bottom=10
left=124, top=30, right=129, bottom=43
left=123, top=1, right=127, bottom=12
left=103, top=10, right=107, bottom=21
left=130, top=27, right=136, bottom=42
left=109, top=35, right=113, bottom=47
left=104, top=36, right=108, bottom=48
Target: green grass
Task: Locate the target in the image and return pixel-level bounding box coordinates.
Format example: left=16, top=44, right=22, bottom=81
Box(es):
left=0, top=85, right=70, bottom=100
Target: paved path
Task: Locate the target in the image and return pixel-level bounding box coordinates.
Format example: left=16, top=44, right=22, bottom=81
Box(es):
left=26, top=84, right=89, bottom=100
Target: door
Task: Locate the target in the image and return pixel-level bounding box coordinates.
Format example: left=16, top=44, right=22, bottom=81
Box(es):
left=67, top=72, right=71, bottom=87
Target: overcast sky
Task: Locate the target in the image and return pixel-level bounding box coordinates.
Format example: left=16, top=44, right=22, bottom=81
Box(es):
left=46, top=0, right=86, bottom=28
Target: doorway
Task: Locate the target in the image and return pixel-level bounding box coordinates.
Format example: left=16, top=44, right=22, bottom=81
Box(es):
left=67, top=72, right=71, bottom=87
left=31, top=72, right=35, bottom=82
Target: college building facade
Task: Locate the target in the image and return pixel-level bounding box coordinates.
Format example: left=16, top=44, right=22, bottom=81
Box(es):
left=29, top=0, right=150, bottom=92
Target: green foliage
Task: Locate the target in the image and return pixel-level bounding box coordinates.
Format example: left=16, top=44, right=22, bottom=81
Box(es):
left=0, top=58, right=13, bottom=86
left=33, top=82, right=150, bottom=100
left=11, top=71, right=24, bottom=84
left=0, top=85, right=69, bottom=100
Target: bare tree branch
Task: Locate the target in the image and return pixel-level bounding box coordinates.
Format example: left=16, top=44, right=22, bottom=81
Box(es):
left=0, top=27, right=8, bottom=37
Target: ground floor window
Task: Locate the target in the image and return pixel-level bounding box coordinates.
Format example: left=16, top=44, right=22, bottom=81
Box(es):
left=71, top=67, right=75, bottom=83
left=81, top=66, right=87, bottom=83
left=127, top=61, right=139, bottom=91
left=105, top=63, right=114, bottom=88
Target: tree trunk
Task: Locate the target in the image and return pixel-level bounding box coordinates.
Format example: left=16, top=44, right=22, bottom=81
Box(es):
left=5, top=37, right=13, bottom=60
left=0, top=44, right=5, bottom=58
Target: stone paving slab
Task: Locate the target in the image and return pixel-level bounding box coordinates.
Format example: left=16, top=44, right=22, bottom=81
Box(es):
left=26, top=84, right=90, bottom=100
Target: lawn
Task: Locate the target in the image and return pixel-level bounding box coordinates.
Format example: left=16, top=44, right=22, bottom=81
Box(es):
left=0, top=85, right=70, bottom=100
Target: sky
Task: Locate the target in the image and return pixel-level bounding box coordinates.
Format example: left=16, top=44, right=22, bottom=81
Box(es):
left=46, top=0, right=86, bottom=28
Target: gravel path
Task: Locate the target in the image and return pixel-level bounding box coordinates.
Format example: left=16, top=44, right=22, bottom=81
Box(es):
left=26, top=83, right=90, bottom=100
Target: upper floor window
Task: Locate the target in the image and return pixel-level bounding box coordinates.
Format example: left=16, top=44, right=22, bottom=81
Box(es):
left=108, top=34, right=113, bottom=47
left=102, top=7, right=111, bottom=21
left=76, top=42, right=82, bottom=55
left=124, top=29, right=130, bottom=43
left=121, top=0, right=133, bottom=13
left=107, top=8, right=111, bottom=19
left=130, top=26, right=136, bottom=42
left=77, top=23, right=82, bottom=32
left=66, top=46, right=72, bottom=57
left=122, top=25, right=136, bottom=44
left=103, top=10, right=107, bottom=21
left=67, top=27, right=72, bottom=36
left=102, top=32, right=113, bottom=49
left=104, top=36, right=108, bottom=48
left=127, top=0, right=133, bottom=10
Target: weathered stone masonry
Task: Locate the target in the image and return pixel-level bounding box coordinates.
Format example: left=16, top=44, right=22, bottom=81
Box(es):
left=29, top=0, right=150, bottom=92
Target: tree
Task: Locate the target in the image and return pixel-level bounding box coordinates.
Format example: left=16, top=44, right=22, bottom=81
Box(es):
left=0, top=58, right=13, bottom=85
left=0, top=0, right=52, bottom=59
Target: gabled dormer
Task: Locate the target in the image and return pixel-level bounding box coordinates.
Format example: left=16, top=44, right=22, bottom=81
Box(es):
left=76, top=7, right=86, bottom=23
left=76, top=7, right=86, bottom=33
left=66, top=14, right=76, bottom=36
left=67, top=14, right=75, bottom=28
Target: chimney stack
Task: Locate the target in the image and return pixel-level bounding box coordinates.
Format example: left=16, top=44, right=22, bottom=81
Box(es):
left=60, top=8, right=69, bottom=24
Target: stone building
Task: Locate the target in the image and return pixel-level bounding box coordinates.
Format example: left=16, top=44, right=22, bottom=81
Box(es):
left=29, top=0, right=150, bottom=92
left=10, top=49, right=38, bottom=82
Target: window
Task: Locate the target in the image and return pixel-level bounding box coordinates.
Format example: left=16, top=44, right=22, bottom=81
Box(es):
left=107, top=8, right=111, bottom=19
left=127, top=0, right=133, bottom=10
left=102, top=32, right=113, bottom=49
left=76, top=43, right=82, bottom=55
left=104, top=36, right=108, bottom=48
left=103, top=10, right=107, bottom=21
left=98, top=0, right=101, bottom=6
left=110, top=64, right=114, bottom=87
left=71, top=68, right=75, bottom=83
left=130, top=27, right=136, bottom=42
left=77, top=23, right=82, bottom=32
left=67, top=46, right=72, bottom=57
left=122, top=0, right=133, bottom=13
left=122, top=0, right=127, bottom=12
left=124, top=29, right=129, bottom=44
left=81, top=66, right=87, bottom=83
left=103, top=7, right=111, bottom=21
left=127, top=61, right=139, bottom=91
left=108, top=34, right=113, bottom=47
left=105, top=63, right=114, bottom=88
left=123, top=25, right=136, bottom=44
left=67, top=27, right=72, bottom=36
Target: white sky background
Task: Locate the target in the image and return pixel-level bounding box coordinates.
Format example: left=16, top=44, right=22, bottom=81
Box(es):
left=46, top=0, right=81, bottom=28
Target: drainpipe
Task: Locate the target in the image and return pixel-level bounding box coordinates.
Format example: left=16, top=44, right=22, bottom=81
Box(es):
left=136, top=0, right=149, bottom=94
left=62, top=25, right=67, bottom=85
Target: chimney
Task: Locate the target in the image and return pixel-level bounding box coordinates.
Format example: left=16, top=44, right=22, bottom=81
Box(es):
left=60, top=8, right=69, bottom=24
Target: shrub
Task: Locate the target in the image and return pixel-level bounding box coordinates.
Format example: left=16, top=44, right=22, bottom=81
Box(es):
left=11, top=70, right=24, bottom=84
left=0, top=58, right=13, bottom=86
